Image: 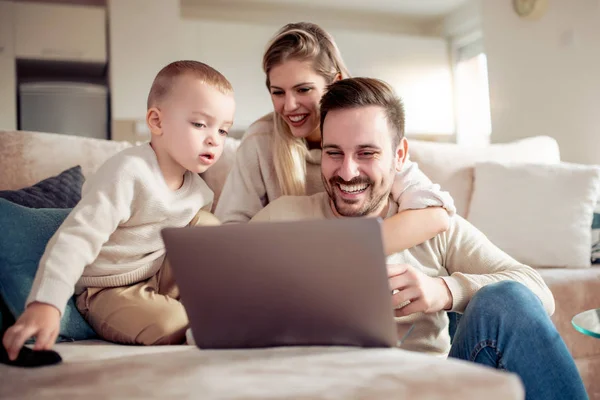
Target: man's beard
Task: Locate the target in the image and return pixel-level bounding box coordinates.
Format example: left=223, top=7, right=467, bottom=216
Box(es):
left=323, top=174, right=391, bottom=217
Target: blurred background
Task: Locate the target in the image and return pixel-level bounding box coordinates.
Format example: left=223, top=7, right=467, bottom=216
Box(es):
left=0, top=0, right=599, bottom=165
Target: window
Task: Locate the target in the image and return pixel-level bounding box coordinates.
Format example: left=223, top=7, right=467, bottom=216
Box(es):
left=452, top=34, right=492, bottom=146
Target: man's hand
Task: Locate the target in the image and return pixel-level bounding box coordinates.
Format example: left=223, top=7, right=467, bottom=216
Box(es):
left=388, top=264, right=453, bottom=317
left=2, top=302, right=61, bottom=361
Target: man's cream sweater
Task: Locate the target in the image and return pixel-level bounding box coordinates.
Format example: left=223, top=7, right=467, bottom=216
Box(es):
left=215, top=116, right=456, bottom=224
left=26, top=144, right=214, bottom=316
left=251, top=192, right=555, bottom=355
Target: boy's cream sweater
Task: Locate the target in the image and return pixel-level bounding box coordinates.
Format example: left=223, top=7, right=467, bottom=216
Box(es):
left=215, top=116, right=456, bottom=224
left=26, top=144, right=213, bottom=316
left=251, top=192, right=555, bottom=355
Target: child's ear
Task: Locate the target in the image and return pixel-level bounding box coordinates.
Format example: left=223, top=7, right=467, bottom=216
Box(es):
left=146, top=107, right=163, bottom=137
left=395, top=137, right=408, bottom=172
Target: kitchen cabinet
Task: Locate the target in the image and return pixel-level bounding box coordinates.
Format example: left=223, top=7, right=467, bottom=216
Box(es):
left=14, top=2, right=107, bottom=63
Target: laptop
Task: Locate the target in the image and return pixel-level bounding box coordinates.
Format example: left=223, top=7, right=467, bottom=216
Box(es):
left=161, top=218, right=398, bottom=349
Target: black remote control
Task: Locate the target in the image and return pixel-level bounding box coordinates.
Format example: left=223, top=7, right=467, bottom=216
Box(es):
left=1, top=304, right=62, bottom=368
left=0, top=342, right=62, bottom=368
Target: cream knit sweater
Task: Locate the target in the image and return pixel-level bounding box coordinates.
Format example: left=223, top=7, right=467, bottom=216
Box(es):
left=215, top=116, right=456, bottom=224
left=26, top=144, right=214, bottom=316
left=251, top=192, right=555, bottom=355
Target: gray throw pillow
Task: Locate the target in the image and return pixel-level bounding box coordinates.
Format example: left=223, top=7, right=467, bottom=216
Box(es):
left=0, top=166, right=84, bottom=209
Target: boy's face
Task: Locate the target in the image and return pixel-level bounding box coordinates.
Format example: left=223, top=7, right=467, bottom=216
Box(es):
left=157, top=75, right=235, bottom=174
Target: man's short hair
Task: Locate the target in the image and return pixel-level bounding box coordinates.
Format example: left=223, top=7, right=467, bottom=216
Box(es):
left=319, top=77, right=405, bottom=148
left=147, top=60, right=233, bottom=109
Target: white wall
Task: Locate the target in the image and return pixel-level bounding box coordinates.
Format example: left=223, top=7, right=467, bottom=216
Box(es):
left=178, top=20, right=274, bottom=131
left=333, top=30, right=454, bottom=135
left=107, top=1, right=455, bottom=137
left=180, top=0, right=428, bottom=37
left=481, top=0, right=600, bottom=165
left=108, top=0, right=181, bottom=120
left=440, top=0, right=482, bottom=39
left=179, top=17, right=455, bottom=136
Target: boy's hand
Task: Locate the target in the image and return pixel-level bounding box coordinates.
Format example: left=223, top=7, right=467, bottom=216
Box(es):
left=2, top=302, right=61, bottom=361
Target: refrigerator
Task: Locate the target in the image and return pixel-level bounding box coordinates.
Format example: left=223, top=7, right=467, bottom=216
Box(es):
left=19, top=81, right=108, bottom=140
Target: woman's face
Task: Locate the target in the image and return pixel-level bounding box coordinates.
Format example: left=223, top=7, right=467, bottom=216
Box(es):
left=268, top=59, right=329, bottom=142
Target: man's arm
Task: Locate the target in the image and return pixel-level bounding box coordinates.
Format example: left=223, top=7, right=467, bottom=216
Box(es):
left=441, top=216, right=555, bottom=315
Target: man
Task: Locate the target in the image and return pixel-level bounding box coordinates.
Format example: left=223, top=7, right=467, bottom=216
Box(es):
left=251, top=78, right=588, bottom=400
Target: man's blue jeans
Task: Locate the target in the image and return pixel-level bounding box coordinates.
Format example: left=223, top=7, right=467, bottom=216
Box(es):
left=448, top=281, right=588, bottom=400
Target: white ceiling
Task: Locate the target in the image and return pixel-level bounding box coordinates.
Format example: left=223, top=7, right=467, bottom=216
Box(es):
left=238, top=0, right=470, bottom=19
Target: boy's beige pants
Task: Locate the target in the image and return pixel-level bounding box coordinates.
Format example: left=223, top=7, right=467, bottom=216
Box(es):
left=75, top=210, right=219, bottom=345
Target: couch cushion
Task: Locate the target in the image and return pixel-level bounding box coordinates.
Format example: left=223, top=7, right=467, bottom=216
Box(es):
left=0, top=130, right=131, bottom=190
left=0, top=199, right=96, bottom=341
left=468, top=162, right=600, bottom=268
left=408, top=136, right=560, bottom=217
left=0, top=165, right=84, bottom=208
left=0, top=341, right=524, bottom=399
left=539, top=266, right=600, bottom=359
left=0, top=130, right=240, bottom=212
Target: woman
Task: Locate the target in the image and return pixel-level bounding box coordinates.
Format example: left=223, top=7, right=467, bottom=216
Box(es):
left=215, top=22, right=455, bottom=255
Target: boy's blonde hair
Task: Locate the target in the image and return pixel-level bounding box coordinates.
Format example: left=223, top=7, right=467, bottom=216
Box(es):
left=147, top=60, right=233, bottom=109
left=262, top=22, right=351, bottom=196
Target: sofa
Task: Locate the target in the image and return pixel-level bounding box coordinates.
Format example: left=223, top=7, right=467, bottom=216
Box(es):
left=406, top=137, right=600, bottom=399
left=0, top=129, right=598, bottom=399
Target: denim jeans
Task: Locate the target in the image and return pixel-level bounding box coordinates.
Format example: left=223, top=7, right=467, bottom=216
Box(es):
left=448, top=281, right=588, bottom=400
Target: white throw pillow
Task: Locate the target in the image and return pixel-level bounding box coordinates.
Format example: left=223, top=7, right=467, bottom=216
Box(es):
left=467, top=162, right=600, bottom=268
left=408, top=136, right=560, bottom=217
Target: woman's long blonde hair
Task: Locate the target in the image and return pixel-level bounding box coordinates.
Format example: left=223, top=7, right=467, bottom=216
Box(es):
left=262, top=22, right=351, bottom=196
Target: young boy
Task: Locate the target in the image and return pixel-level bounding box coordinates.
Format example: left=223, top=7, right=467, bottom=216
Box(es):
left=3, top=60, right=235, bottom=360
